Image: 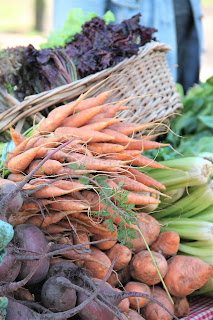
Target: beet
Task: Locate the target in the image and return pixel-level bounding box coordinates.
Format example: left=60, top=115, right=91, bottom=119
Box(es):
left=6, top=300, right=39, bottom=320
left=14, top=224, right=50, bottom=285
left=41, top=276, right=77, bottom=312
left=47, top=261, right=78, bottom=280
left=0, top=246, right=21, bottom=282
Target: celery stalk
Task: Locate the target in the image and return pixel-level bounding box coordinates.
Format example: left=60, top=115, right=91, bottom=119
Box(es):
left=179, top=243, right=213, bottom=257
left=140, top=157, right=213, bottom=189
left=193, top=205, right=213, bottom=222
left=160, top=219, right=213, bottom=242
left=158, top=188, right=185, bottom=209
left=152, top=181, right=213, bottom=220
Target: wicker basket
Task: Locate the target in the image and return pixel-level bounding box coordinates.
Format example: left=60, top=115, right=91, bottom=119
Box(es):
left=0, top=41, right=182, bottom=133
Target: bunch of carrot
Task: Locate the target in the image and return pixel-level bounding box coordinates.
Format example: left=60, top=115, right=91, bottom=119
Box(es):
left=3, top=88, right=213, bottom=319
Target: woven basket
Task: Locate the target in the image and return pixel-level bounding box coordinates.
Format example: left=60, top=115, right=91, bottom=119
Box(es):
left=0, top=41, right=182, bottom=133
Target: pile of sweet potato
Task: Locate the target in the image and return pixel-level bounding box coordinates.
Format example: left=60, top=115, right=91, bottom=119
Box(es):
left=0, top=89, right=212, bottom=320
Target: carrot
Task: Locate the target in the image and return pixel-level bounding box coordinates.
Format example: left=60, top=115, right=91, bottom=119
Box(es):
left=144, top=287, right=174, bottom=320
left=10, top=127, right=26, bottom=146
left=129, top=213, right=160, bottom=253
left=120, top=139, right=170, bottom=151
left=110, top=174, right=163, bottom=195
left=150, top=231, right=180, bottom=258
left=127, top=154, right=170, bottom=169
left=30, top=186, right=72, bottom=198
left=164, top=255, right=213, bottom=297
left=130, top=250, right=168, bottom=285
left=20, top=199, right=52, bottom=212
left=100, top=101, right=123, bottom=114
left=92, top=224, right=117, bottom=250
left=38, top=92, right=88, bottom=134
left=8, top=214, right=35, bottom=227
left=82, top=190, right=137, bottom=229
left=81, top=118, right=121, bottom=131
left=4, top=136, right=32, bottom=167
left=26, top=160, right=46, bottom=177
left=39, top=159, right=63, bottom=175
left=7, top=146, right=42, bottom=173
left=7, top=173, right=26, bottom=182
left=124, top=281, right=151, bottom=309
left=83, top=246, right=111, bottom=280
left=105, top=150, right=141, bottom=161
left=87, top=143, right=125, bottom=155
left=74, top=90, right=112, bottom=112
left=106, top=243, right=132, bottom=271
left=172, top=296, right=190, bottom=318
left=33, top=135, right=65, bottom=148
left=106, top=179, right=161, bottom=205
left=61, top=105, right=104, bottom=127
left=54, top=127, right=115, bottom=143
left=34, top=147, right=48, bottom=159
left=49, top=196, right=89, bottom=211
left=26, top=211, right=69, bottom=228
left=107, top=122, right=155, bottom=135
left=56, top=167, right=94, bottom=176
left=66, top=153, right=125, bottom=172
left=101, top=128, right=133, bottom=144
left=125, top=167, right=166, bottom=190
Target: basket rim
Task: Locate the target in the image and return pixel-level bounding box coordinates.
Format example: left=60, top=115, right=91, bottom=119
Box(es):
left=0, top=41, right=173, bottom=132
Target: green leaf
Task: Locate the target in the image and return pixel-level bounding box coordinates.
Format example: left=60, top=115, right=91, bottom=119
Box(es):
left=103, top=10, right=115, bottom=24
left=198, top=115, right=213, bottom=129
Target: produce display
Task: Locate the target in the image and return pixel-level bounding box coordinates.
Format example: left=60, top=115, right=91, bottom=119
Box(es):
left=0, top=86, right=212, bottom=320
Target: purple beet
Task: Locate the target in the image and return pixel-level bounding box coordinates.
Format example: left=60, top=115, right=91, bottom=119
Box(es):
left=0, top=246, right=21, bottom=282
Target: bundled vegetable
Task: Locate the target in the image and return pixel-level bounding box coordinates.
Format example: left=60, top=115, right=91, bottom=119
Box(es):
left=0, top=87, right=212, bottom=319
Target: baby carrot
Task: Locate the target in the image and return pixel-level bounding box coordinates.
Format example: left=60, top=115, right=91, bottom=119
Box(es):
left=107, top=122, right=155, bottom=135
left=54, top=127, right=115, bottom=143
left=7, top=146, right=42, bottom=173
left=10, top=127, right=26, bottom=146
left=125, top=167, right=166, bottom=190
left=50, top=196, right=89, bottom=211
left=61, top=105, right=104, bottom=127
left=4, top=136, right=32, bottom=167
left=87, top=143, right=126, bottom=154
left=74, top=90, right=112, bottom=112
left=101, top=129, right=133, bottom=144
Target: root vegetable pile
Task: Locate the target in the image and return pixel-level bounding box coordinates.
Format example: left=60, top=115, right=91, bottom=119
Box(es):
left=0, top=88, right=212, bottom=319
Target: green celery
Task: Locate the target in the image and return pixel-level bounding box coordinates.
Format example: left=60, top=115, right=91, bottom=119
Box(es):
left=160, top=219, right=213, bottom=242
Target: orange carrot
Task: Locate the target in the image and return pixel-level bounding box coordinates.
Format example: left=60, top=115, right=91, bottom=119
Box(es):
left=66, top=152, right=125, bottom=172
left=38, top=159, right=63, bottom=175
left=125, top=167, right=166, bottom=190
left=127, top=154, right=170, bottom=169
left=101, top=101, right=124, bottom=114
left=33, top=135, right=66, bottom=148
left=101, top=128, right=133, bottom=144
left=30, top=186, right=73, bottom=198
left=81, top=118, right=121, bottom=131
left=54, top=127, right=115, bottom=143
left=20, top=199, right=52, bottom=211
left=74, top=90, right=112, bottom=112
left=114, top=288, right=130, bottom=313
left=107, top=122, right=155, bottom=135
left=10, top=127, right=26, bottom=146
left=38, top=93, right=88, bottom=134
left=172, top=296, right=190, bottom=318
left=92, top=224, right=117, bottom=250
left=106, top=179, right=161, bottom=205
left=120, top=139, right=169, bottom=151
left=110, top=173, right=163, bottom=195
left=87, top=143, right=125, bottom=154
left=26, top=211, right=69, bottom=228
left=105, top=150, right=142, bottom=161
left=49, top=196, right=89, bottom=211
left=4, top=136, right=31, bottom=167
left=61, top=105, right=104, bottom=127
left=7, top=146, right=42, bottom=173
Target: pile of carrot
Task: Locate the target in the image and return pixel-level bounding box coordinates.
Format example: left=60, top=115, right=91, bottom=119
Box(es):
left=3, top=88, right=213, bottom=320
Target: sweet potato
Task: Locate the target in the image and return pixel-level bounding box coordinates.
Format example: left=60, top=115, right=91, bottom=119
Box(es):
left=129, top=213, right=160, bottom=253
left=124, top=281, right=151, bottom=309
left=164, top=255, right=213, bottom=297
left=106, top=244, right=132, bottom=271
left=150, top=231, right=180, bottom=258
left=83, top=246, right=112, bottom=280
left=124, top=309, right=145, bottom=320
left=130, top=250, right=168, bottom=285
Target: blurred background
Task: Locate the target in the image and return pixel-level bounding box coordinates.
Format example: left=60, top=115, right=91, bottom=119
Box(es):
left=0, top=0, right=212, bottom=82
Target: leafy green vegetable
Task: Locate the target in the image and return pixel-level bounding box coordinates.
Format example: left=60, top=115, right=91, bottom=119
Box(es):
left=40, top=9, right=115, bottom=49
left=145, top=76, right=213, bottom=160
